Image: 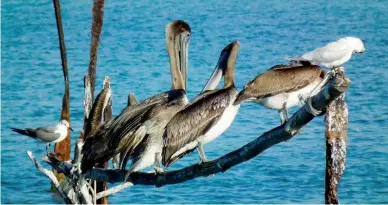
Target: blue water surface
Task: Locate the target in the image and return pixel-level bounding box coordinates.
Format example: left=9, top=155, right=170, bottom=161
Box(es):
left=2, top=0, right=388, bottom=203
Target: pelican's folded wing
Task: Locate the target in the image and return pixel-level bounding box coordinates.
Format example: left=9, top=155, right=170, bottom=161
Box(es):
left=162, top=88, right=233, bottom=167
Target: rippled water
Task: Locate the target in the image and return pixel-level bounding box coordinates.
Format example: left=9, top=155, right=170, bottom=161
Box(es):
left=2, top=0, right=388, bottom=203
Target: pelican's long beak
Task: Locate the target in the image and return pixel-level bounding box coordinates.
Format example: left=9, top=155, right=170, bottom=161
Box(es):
left=69, top=127, right=74, bottom=132
left=178, top=32, right=190, bottom=91
left=201, top=51, right=229, bottom=92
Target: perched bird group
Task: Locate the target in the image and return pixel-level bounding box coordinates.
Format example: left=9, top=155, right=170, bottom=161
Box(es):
left=11, top=20, right=365, bottom=180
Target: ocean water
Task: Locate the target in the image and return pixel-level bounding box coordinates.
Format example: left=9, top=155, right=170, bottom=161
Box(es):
left=1, top=0, right=388, bottom=203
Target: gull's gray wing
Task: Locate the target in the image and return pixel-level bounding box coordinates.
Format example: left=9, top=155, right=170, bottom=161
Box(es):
left=26, top=126, right=60, bottom=143
left=35, top=130, right=61, bottom=143
left=36, top=126, right=57, bottom=133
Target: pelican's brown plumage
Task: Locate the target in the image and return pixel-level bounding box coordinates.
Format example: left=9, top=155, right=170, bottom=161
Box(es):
left=162, top=40, right=240, bottom=167
left=234, top=65, right=326, bottom=124
left=81, top=20, right=191, bottom=178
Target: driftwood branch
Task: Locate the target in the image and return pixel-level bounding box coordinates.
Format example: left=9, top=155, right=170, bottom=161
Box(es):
left=96, top=182, right=133, bottom=200
left=37, top=153, right=93, bottom=204
left=45, top=75, right=350, bottom=191
left=325, top=68, right=348, bottom=204
left=26, top=151, right=75, bottom=204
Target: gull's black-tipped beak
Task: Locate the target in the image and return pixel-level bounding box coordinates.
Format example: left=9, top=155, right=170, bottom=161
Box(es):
left=69, top=127, right=74, bottom=132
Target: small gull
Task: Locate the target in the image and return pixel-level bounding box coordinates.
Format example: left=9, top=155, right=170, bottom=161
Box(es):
left=286, top=36, right=365, bottom=68
left=11, top=119, right=73, bottom=153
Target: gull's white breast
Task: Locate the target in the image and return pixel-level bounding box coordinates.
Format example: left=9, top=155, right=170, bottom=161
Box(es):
left=52, top=125, right=68, bottom=143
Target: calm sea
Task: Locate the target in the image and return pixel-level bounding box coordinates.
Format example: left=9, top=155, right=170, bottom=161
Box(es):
left=2, top=0, right=388, bottom=203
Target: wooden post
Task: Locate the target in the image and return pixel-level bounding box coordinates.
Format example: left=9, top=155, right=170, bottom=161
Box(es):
left=81, top=0, right=104, bottom=139
left=88, top=0, right=104, bottom=101
left=82, top=0, right=106, bottom=203
left=325, top=68, right=348, bottom=204
left=52, top=0, right=71, bottom=186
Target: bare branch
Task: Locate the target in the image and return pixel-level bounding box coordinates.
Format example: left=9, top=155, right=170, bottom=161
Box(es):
left=45, top=75, right=350, bottom=189
left=96, top=182, right=133, bottom=199
left=27, top=151, right=75, bottom=204
left=27, top=151, right=59, bottom=186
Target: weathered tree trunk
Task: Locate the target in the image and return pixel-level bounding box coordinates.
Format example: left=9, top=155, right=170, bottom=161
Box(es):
left=88, top=0, right=104, bottom=101
left=52, top=0, right=71, bottom=186
left=325, top=68, right=348, bottom=204
left=82, top=0, right=106, bottom=202
left=81, top=0, right=104, bottom=138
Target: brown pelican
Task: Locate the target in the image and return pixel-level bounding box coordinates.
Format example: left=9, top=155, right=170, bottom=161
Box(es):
left=11, top=120, right=72, bottom=153
left=81, top=20, right=191, bottom=179
left=162, top=40, right=240, bottom=167
left=84, top=77, right=112, bottom=138
left=234, top=64, right=326, bottom=124
left=111, top=93, right=138, bottom=169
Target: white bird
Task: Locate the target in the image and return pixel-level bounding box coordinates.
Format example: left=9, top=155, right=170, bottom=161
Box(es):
left=287, top=36, right=365, bottom=68
left=11, top=120, right=72, bottom=153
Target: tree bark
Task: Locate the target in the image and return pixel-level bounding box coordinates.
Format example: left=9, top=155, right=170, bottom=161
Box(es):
left=88, top=0, right=104, bottom=101
left=83, top=0, right=106, bottom=202
left=52, top=0, right=71, bottom=187
left=325, top=68, right=348, bottom=204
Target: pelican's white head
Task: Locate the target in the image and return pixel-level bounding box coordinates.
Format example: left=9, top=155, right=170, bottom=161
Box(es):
left=344, top=37, right=365, bottom=53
